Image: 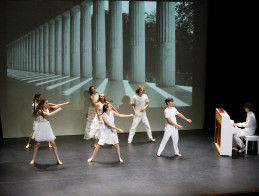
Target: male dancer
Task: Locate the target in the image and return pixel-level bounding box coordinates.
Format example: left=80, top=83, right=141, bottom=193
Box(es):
left=128, top=85, right=155, bottom=143
left=157, top=97, right=192, bottom=157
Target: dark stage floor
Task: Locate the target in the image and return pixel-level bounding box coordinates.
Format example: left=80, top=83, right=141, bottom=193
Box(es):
left=0, top=130, right=259, bottom=196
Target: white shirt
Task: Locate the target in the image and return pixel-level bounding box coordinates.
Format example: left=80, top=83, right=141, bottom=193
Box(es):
left=164, top=107, right=179, bottom=126
left=237, top=111, right=257, bottom=134
left=132, top=94, right=149, bottom=116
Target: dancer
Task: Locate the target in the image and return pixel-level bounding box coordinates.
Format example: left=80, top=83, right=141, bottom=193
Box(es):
left=128, top=85, right=155, bottom=143
left=25, top=93, right=70, bottom=149
left=30, top=99, right=65, bottom=165
left=232, top=102, right=257, bottom=153
left=157, top=97, right=192, bottom=157
left=88, top=93, right=118, bottom=147
left=88, top=103, right=133, bottom=163
left=83, top=86, right=100, bottom=139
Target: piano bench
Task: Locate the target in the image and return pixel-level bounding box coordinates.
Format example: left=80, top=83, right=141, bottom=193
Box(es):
left=244, top=135, right=259, bottom=155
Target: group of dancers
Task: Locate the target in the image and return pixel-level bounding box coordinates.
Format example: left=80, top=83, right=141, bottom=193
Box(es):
left=25, top=85, right=257, bottom=165
left=26, top=85, right=193, bottom=164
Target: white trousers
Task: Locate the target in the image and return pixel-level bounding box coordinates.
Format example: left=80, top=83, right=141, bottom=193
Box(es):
left=157, top=125, right=179, bottom=155
left=128, top=115, right=153, bottom=142
left=234, top=130, right=253, bottom=148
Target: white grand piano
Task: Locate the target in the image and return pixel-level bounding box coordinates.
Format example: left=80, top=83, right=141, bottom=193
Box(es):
left=214, top=108, right=241, bottom=156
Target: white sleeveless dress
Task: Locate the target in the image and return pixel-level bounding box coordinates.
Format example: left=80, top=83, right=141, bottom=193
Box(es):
left=98, top=111, right=119, bottom=145
left=32, top=109, right=56, bottom=142
left=88, top=101, right=104, bottom=139
left=84, top=94, right=99, bottom=139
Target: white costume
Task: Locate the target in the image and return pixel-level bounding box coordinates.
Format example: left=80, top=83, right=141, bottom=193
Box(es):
left=234, top=111, right=257, bottom=148
left=32, top=109, right=56, bottom=142
left=128, top=93, right=153, bottom=142
left=84, top=94, right=99, bottom=139
left=98, top=111, right=119, bottom=145
left=157, top=107, right=180, bottom=155
left=88, top=101, right=105, bottom=139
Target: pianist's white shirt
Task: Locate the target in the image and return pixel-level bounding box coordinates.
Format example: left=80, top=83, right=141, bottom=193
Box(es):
left=237, top=112, right=257, bottom=135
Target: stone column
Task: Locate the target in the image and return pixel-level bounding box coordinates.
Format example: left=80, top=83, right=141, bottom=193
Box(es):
left=28, top=32, right=32, bottom=71
left=55, top=15, right=62, bottom=75
left=39, top=26, right=44, bottom=73
left=18, top=38, right=21, bottom=70
left=80, top=1, right=92, bottom=78
left=21, top=37, right=25, bottom=70
left=70, top=5, right=81, bottom=77
left=62, top=11, right=70, bottom=76
left=43, top=23, right=49, bottom=73
left=25, top=34, right=29, bottom=71
left=35, top=28, right=40, bottom=72
left=156, top=2, right=176, bottom=86
left=129, top=1, right=145, bottom=83
left=31, top=30, right=36, bottom=72
left=49, top=19, right=55, bottom=74
left=108, top=0, right=123, bottom=80
left=93, top=0, right=106, bottom=79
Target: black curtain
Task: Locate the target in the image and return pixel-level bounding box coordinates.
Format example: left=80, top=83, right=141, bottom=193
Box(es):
left=204, top=0, right=258, bottom=135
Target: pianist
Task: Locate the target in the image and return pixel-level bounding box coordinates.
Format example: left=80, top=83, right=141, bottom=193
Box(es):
left=232, top=102, right=257, bottom=153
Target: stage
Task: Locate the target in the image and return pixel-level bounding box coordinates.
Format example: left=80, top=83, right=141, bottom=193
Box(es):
left=0, top=130, right=259, bottom=196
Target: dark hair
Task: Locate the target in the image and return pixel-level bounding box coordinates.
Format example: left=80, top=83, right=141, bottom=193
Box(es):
left=244, top=102, right=254, bottom=112
left=165, top=97, right=174, bottom=105
left=136, top=86, right=145, bottom=94
left=89, top=86, right=95, bottom=96
left=102, top=103, right=109, bottom=114
left=33, top=93, right=42, bottom=111
left=33, top=99, right=47, bottom=117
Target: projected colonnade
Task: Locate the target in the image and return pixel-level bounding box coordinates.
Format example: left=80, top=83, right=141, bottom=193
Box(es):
left=7, top=0, right=176, bottom=87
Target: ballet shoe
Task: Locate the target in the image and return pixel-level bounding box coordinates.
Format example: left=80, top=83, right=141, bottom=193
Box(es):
left=57, top=160, right=63, bottom=165
left=88, top=158, right=93, bottom=162
left=175, top=153, right=182, bottom=157
left=119, top=159, right=124, bottom=163
left=30, top=160, right=34, bottom=165
left=157, top=154, right=161, bottom=157
left=25, top=144, right=29, bottom=149
left=128, top=141, right=132, bottom=144
left=151, top=138, right=156, bottom=142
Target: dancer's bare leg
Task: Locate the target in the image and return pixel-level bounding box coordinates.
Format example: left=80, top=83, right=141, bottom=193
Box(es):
left=51, top=141, right=63, bottom=165
left=30, top=142, right=40, bottom=164
left=88, top=144, right=101, bottom=162
left=25, top=131, right=34, bottom=149
left=94, top=138, right=98, bottom=148
left=114, top=144, right=123, bottom=162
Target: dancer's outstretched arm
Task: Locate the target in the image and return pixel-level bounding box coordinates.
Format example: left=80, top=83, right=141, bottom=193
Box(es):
left=114, top=112, right=134, bottom=118
left=102, top=115, right=124, bottom=133
left=41, top=108, right=62, bottom=117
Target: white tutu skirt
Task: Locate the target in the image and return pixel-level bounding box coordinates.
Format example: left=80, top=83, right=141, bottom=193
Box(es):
left=98, top=130, right=119, bottom=145
left=32, top=121, right=56, bottom=142
left=33, top=120, right=39, bottom=131
left=84, top=106, right=97, bottom=139
left=88, top=115, right=103, bottom=139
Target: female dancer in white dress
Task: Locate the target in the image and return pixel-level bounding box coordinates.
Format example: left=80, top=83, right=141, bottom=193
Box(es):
left=88, top=93, right=118, bottom=147
left=30, top=99, right=66, bottom=165
left=25, top=93, right=69, bottom=149
left=83, top=86, right=100, bottom=139
left=88, top=103, right=133, bottom=163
